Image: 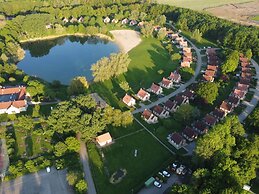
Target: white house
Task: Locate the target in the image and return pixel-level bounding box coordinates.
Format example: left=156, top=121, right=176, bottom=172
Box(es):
left=103, top=16, right=111, bottom=23
left=150, top=83, right=163, bottom=95
left=96, top=132, right=112, bottom=147
left=152, top=105, right=170, bottom=118
left=168, top=132, right=186, bottom=150
left=160, top=77, right=173, bottom=89
left=142, top=109, right=158, bottom=124
left=137, top=88, right=150, bottom=101
left=122, top=94, right=136, bottom=107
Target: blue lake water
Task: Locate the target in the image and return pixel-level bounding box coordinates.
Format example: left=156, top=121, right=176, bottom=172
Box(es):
left=18, top=36, right=119, bottom=85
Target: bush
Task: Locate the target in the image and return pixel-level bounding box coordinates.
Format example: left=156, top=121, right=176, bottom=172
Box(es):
left=179, top=67, right=195, bottom=81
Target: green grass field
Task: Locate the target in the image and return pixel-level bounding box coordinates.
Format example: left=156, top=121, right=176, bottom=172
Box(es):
left=90, top=37, right=178, bottom=108
left=251, top=15, right=259, bottom=21
left=88, top=121, right=173, bottom=194
left=158, top=0, right=253, bottom=10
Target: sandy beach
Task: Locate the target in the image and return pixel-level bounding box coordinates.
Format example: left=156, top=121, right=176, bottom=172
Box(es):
left=110, top=30, right=141, bottom=53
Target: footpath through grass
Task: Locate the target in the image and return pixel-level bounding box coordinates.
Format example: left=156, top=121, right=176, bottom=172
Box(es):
left=88, top=121, right=173, bottom=194
left=90, top=37, right=177, bottom=108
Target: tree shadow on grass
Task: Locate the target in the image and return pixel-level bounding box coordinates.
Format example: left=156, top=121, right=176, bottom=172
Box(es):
left=25, top=135, right=33, bottom=157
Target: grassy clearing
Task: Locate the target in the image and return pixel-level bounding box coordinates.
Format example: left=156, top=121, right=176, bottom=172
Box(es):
left=251, top=15, right=259, bottom=21
left=90, top=37, right=177, bottom=108
left=88, top=122, right=172, bottom=194
left=158, top=0, right=253, bottom=10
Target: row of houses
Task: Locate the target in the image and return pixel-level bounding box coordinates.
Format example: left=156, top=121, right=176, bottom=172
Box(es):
left=0, top=86, right=28, bottom=114
left=203, top=48, right=219, bottom=82
left=141, top=89, right=194, bottom=125
left=122, top=71, right=182, bottom=107
left=168, top=54, right=253, bottom=150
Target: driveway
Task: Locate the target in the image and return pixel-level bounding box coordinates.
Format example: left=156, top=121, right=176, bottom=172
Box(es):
left=0, top=167, right=73, bottom=194
left=239, top=59, right=259, bottom=122
left=138, top=174, right=181, bottom=194
left=133, top=33, right=202, bottom=114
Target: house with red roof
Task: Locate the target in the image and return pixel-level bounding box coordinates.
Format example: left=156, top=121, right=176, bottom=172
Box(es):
left=242, top=67, right=251, bottom=73
left=220, top=101, right=233, bottom=114
left=181, top=61, right=190, bottom=68
left=0, top=86, right=28, bottom=114
left=227, top=96, right=240, bottom=107
left=203, top=75, right=214, bottom=82
left=241, top=72, right=252, bottom=79
left=169, top=72, right=181, bottom=83
left=183, top=47, right=191, bottom=53
left=122, top=94, right=136, bottom=107
left=211, top=108, right=226, bottom=120
left=160, top=77, right=173, bottom=89
left=136, top=88, right=150, bottom=101
left=152, top=105, right=169, bottom=118
left=203, top=114, right=217, bottom=127
left=237, top=83, right=249, bottom=92
left=207, top=65, right=218, bottom=71
left=167, top=132, right=186, bottom=149
left=164, top=100, right=179, bottom=113
left=239, top=78, right=250, bottom=85
left=150, top=83, right=163, bottom=95
left=173, top=95, right=189, bottom=106
left=179, top=40, right=188, bottom=48
left=232, top=89, right=246, bottom=100
left=182, top=126, right=198, bottom=141
left=142, top=109, right=158, bottom=124
left=205, top=70, right=216, bottom=77
left=192, top=121, right=208, bottom=134
left=181, top=89, right=195, bottom=100
left=96, top=132, right=112, bottom=147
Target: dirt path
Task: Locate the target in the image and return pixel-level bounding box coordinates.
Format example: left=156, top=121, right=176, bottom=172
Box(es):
left=110, top=30, right=141, bottom=53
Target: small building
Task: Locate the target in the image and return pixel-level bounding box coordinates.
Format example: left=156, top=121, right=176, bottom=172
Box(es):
left=181, top=61, right=191, bottom=68
left=103, top=16, right=110, bottom=23
left=62, top=17, right=69, bottom=23
left=241, top=67, right=251, bottom=73
left=160, top=77, right=173, bottom=89
left=220, top=101, right=233, bottom=114
left=145, top=177, right=155, bottom=187
left=192, top=121, right=208, bottom=134
left=239, top=78, right=250, bottom=85
left=129, top=20, right=137, bottom=26
left=152, top=105, right=169, bottom=118
left=241, top=62, right=250, bottom=68
left=232, top=89, right=246, bottom=100
left=78, top=16, right=84, bottom=23
left=164, top=100, right=178, bottom=113
left=153, top=25, right=161, bottom=32
left=183, top=47, right=191, bottom=53
left=227, top=96, right=240, bottom=107
left=96, top=132, right=112, bottom=147
left=211, top=108, right=226, bottom=120
left=111, top=18, right=118, bottom=23
left=181, top=89, right=195, bottom=100
left=241, top=72, right=252, bottom=79
left=183, top=56, right=192, bottom=63
left=203, top=75, right=214, bottom=82
left=137, top=88, right=150, bottom=101
left=142, top=109, right=158, bottom=124
left=168, top=132, right=186, bottom=150
left=207, top=65, right=218, bottom=71
left=70, top=16, right=78, bottom=23
left=179, top=40, right=188, bottom=48
left=205, top=70, right=216, bottom=77
left=169, top=72, right=181, bottom=83
left=45, top=23, right=53, bottom=29
left=122, top=94, right=136, bottom=107
left=121, top=18, right=129, bottom=24
left=182, top=126, right=198, bottom=141
left=150, top=83, right=163, bottom=95
left=237, top=83, right=249, bottom=92
left=203, top=114, right=217, bottom=127
left=173, top=95, right=189, bottom=106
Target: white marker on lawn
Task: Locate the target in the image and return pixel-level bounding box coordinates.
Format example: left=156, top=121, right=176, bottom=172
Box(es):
left=134, top=149, right=138, bottom=157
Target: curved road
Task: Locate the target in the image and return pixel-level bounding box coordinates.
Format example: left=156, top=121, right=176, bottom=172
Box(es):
left=133, top=37, right=202, bottom=114
left=238, top=59, right=259, bottom=122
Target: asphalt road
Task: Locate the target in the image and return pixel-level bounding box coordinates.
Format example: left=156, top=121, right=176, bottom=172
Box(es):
left=0, top=167, right=73, bottom=194
left=239, top=59, right=259, bottom=122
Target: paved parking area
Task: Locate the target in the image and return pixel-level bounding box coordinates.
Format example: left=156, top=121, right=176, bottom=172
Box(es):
left=138, top=174, right=181, bottom=194
left=0, top=167, right=73, bottom=194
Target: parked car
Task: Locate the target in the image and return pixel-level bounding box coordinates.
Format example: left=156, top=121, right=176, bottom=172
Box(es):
left=158, top=172, right=165, bottom=178
left=176, top=165, right=185, bottom=175
left=154, top=180, right=162, bottom=188
left=162, top=170, right=171, bottom=178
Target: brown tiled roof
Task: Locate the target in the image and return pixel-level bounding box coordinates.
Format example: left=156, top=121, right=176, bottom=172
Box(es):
left=239, top=78, right=250, bottom=85
left=220, top=101, right=232, bottom=111
left=203, top=75, right=214, bottom=82
left=170, top=133, right=184, bottom=144
left=212, top=108, right=225, bottom=119
left=241, top=72, right=252, bottom=79
left=182, top=126, right=197, bottom=139
left=233, top=89, right=245, bottom=99
left=242, top=67, right=251, bottom=73
left=150, top=83, right=161, bottom=93
left=205, top=70, right=216, bottom=77
left=173, top=95, right=185, bottom=105
left=181, top=89, right=194, bottom=99
left=0, top=86, right=26, bottom=98
left=206, top=48, right=216, bottom=55
left=183, top=52, right=192, bottom=58
left=164, top=100, right=177, bottom=109
left=0, top=102, right=12, bottom=109
left=169, top=72, right=181, bottom=81
left=161, top=77, right=172, bottom=87
left=207, top=65, right=218, bottom=71
left=228, top=96, right=239, bottom=105
left=203, top=114, right=217, bottom=126
left=237, top=83, right=249, bottom=91
left=142, top=109, right=152, bottom=120
left=137, top=88, right=149, bottom=99
left=183, top=47, right=191, bottom=53
left=123, top=94, right=134, bottom=104
left=241, top=62, right=250, bottom=67
left=183, top=57, right=192, bottom=63
left=193, top=121, right=208, bottom=133
left=240, top=57, right=249, bottom=63
left=152, top=105, right=164, bottom=115
left=12, top=100, right=26, bottom=108
left=181, top=61, right=190, bottom=68
left=96, top=132, right=112, bottom=143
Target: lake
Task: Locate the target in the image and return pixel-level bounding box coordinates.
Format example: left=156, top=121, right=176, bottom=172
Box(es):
left=18, top=36, right=119, bottom=85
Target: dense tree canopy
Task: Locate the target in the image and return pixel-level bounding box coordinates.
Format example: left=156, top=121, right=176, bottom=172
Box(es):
left=196, top=82, right=219, bottom=104
left=221, top=50, right=240, bottom=74
left=67, top=76, right=89, bottom=96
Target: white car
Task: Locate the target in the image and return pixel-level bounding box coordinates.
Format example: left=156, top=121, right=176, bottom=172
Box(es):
left=158, top=172, right=165, bottom=178
left=162, top=170, right=170, bottom=178
left=154, top=180, right=162, bottom=188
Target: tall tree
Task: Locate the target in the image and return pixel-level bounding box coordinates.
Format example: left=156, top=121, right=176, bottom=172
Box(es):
left=67, top=76, right=89, bottom=96
left=196, top=82, right=219, bottom=104
left=221, top=50, right=239, bottom=74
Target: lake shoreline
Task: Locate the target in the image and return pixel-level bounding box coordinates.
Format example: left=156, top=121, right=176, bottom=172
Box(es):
left=19, top=33, right=114, bottom=43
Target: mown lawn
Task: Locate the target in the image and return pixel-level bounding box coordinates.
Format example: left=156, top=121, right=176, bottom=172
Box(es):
left=251, top=15, right=259, bottom=21
left=90, top=37, right=177, bottom=108
left=88, top=124, right=172, bottom=194
left=158, top=0, right=252, bottom=10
